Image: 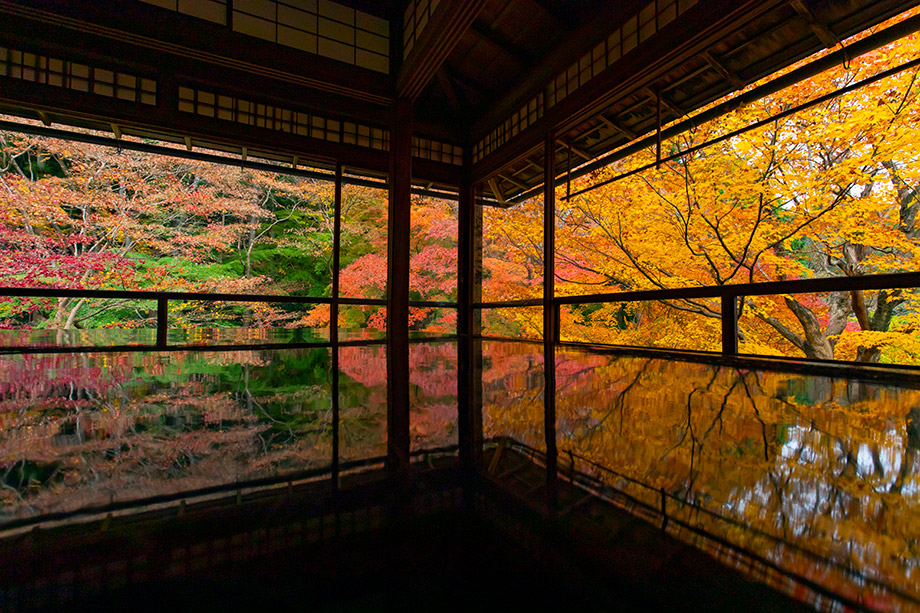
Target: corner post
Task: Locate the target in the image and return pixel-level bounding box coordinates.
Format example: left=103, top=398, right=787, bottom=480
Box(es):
left=543, top=133, right=558, bottom=514
left=458, top=147, right=483, bottom=508
left=387, top=98, right=413, bottom=505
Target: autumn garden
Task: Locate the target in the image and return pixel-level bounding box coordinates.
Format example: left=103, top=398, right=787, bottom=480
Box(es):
left=2, top=22, right=920, bottom=364
left=0, top=128, right=463, bottom=340
left=2, top=12, right=920, bottom=608
left=484, top=21, right=920, bottom=364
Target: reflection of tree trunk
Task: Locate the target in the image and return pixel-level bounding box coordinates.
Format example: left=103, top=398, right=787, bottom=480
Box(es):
left=891, top=406, right=919, bottom=494
left=845, top=379, right=874, bottom=405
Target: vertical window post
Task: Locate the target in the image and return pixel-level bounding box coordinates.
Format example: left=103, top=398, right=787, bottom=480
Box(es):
left=458, top=147, right=483, bottom=506
left=387, top=98, right=412, bottom=506
left=331, top=162, right=342, bottom=491
left=721, top=294, right=738, bottom=355
left=156, top=297, right=168, bottom=348
left=543, top=133, right=558, bottom=514
left=332, top=163, right=342, bottom=345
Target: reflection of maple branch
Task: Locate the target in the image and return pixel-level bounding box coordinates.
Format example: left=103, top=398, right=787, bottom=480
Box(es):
left=659, top=369, right=714, bottom=469
left=737, top=370, right=769, bottom=463
left=582, top=359, right=650, bottom=442
left=700, top=377, right=741, bottom=442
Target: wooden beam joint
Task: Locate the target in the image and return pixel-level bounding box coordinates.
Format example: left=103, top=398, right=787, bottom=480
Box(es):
left=397, top=0, right=488, bottom=102
left=790, top=1, right=839, bottom=50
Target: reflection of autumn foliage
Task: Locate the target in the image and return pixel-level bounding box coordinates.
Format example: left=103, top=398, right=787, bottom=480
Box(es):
left=338, top=344, right=387, bottom=462
left=484, top=345, right=920, bottom=606
left=482, top=341, right=548, bottom=451
left=336, top=342, right=459, bottom=453
left=0, top=348, right=341, bottom=520
left=409, top=342, right=458, bottom=450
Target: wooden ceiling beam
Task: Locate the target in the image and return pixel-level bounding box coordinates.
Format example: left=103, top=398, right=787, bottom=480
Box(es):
left=524, top=0, right=571, bottom=31
left=442, top=64, right=491, bottom=105
left=568, top=144, right=593, bottom=162
left=644, top=88, right=684, bottom=120
left=790, top=0, right=840, bottom=49
left=523, top=159, right=545, bottom=174
left=598, top=114, right=636, bottom=139
left=701, top=51, right=746, bottom=90
left=0, top=0, right=391, bottom=106
left=435, top=68, right=462, bottom=112
left=487, top=178, right=506, bottom=205
left=469, top=21, right=533, bottom=66
left=0, top=77, right=462, bottom=187
left=397, top=0, right=488, bottom=102
left=497, top=172, right=528, bottom=190
left=471, top=0, right=787, bottom=183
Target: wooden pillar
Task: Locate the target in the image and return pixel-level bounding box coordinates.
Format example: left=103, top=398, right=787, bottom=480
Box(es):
left=331, top=163, right=342, bottom=344
left=458, top=154, right=474, bottom=338
left=543, top=133, right=558, bottom=513
left=387, top=98, right=412, bottom=498
left=458, top=148, right=482, bottom=507
left=156, top=297, right=168, bottom=348
left=721, top=295, right=738, bottom=355
left=331, top=164, right=342, bottom=492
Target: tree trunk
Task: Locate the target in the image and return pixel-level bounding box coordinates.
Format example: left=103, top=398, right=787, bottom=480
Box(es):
left=855, top=289, right=904, bottom=363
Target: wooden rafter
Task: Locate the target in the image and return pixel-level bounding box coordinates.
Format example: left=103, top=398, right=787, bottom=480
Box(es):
left=442, top=65, right=491, bottom=105
left=487, top=178, right=506, bottom=205
left=567, top=143, right=592, bottom=162
left=701, top=51, right=745, bottom=89
left=436, top=68, right=462, bottom=112
left=645, top=88, right=683, bottom=120
left=790, top=0, right=839, bottom=49
left=525, top=0, right=570, bottom=31
left=498, top=172, right=529, bottom=190
left=598, top=114, right=635, bottom=139
left=469, top=21, right=532, bottom=66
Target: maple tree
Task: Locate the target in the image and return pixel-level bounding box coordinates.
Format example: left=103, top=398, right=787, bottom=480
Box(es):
left=484, top=24, right=920, bottom=363
left=0, top=126, right=459, bottom=337
left=336, top=191, right=459, bottom=333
